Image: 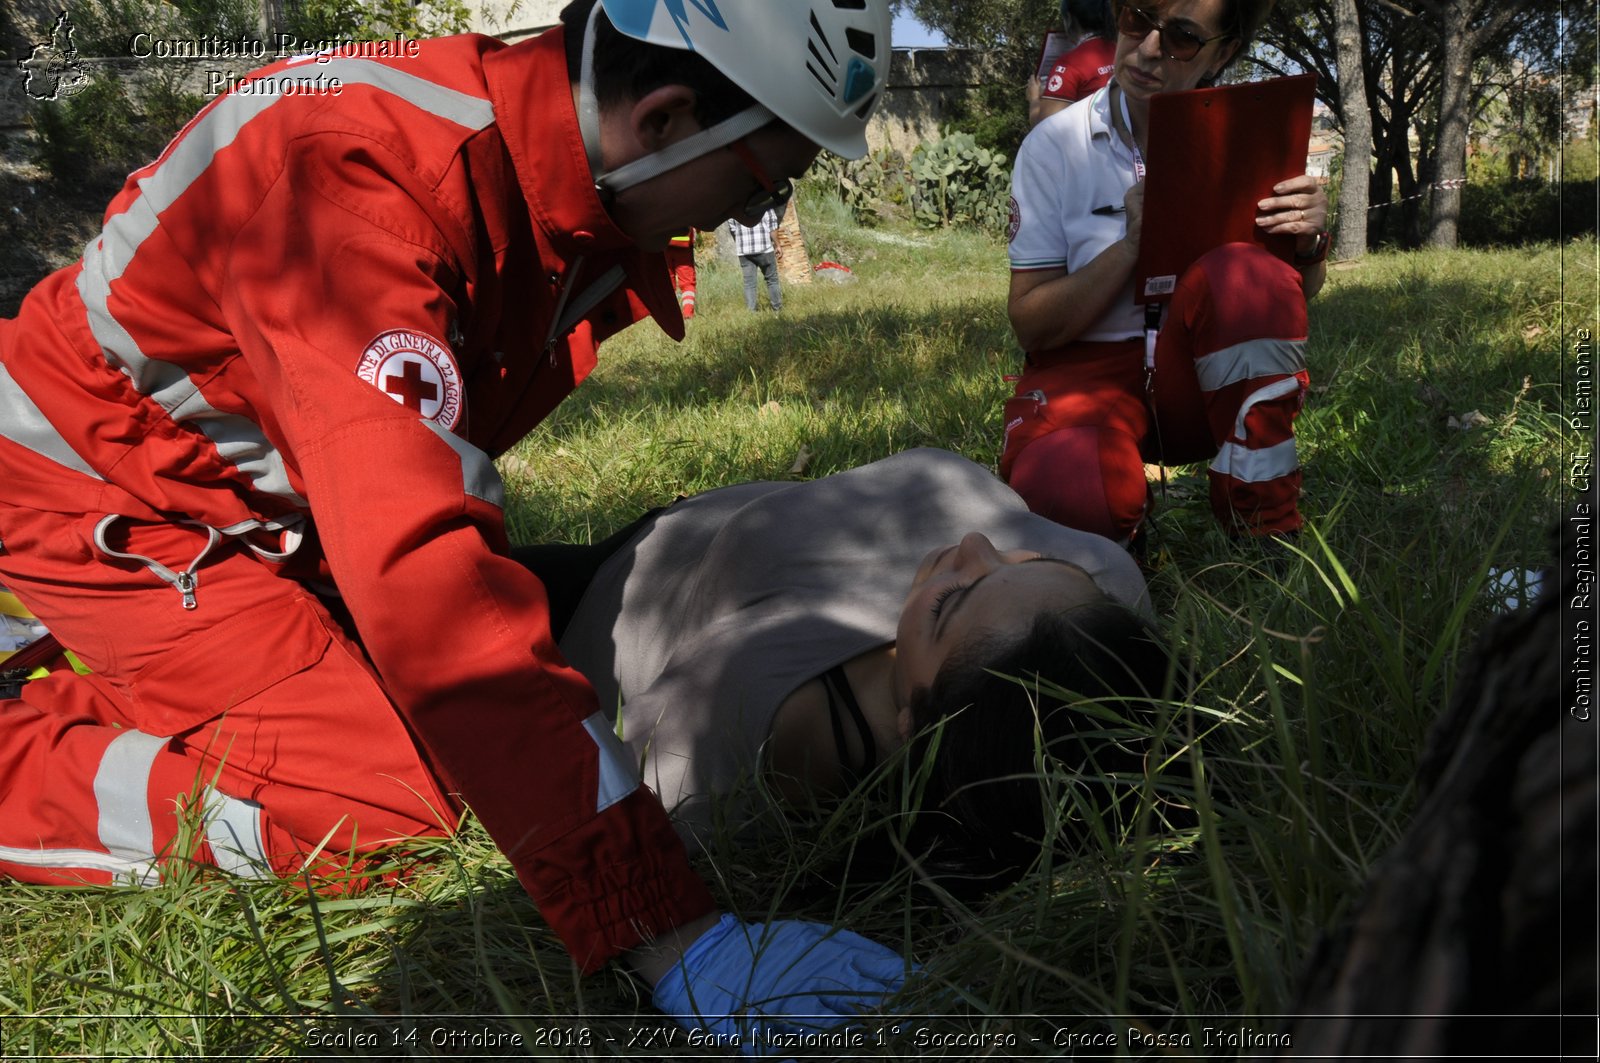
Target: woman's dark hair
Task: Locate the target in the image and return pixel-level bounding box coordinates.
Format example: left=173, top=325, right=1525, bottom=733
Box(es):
left=1222, top=0, right=1278, bottom=45
left=560, top=0, right=757, bottom=130
left=901, top=598, right=1187, bottom=887
left=1063, top=0, right=1115, bottom=40
left=1201, top=0, right=1275, bottom=84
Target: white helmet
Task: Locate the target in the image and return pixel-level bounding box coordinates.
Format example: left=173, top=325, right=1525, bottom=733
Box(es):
left=599, top=0, right=893, bottom=160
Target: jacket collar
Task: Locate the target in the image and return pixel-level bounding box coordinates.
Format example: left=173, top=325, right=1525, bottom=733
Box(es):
left=484, top=27, right=683, bottom=340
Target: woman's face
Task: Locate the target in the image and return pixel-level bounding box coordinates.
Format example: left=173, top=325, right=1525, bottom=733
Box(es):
left=893, top=532, right=1107, bottom=710
left=1112, top=0, right=1242, bottom=102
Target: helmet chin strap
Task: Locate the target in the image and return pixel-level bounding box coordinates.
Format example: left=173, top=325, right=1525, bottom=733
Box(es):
left=577, top=1, right=776, bottom=202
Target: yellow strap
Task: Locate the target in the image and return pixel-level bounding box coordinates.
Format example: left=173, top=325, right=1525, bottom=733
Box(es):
left=0, top=647, right=84, bottom=677
left=0, top=590, right=36, bottom=619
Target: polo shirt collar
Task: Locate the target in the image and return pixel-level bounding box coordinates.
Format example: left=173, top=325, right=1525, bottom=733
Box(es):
left=1089, top=82, right=1139, bottom=171
left=1088, top=83, right=1116, bottom=142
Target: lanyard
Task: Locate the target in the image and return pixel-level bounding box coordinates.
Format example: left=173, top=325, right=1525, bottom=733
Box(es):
left=1113, top=85, right=1162, bottom=369
left=1117, top=87, right=1147, bottom=182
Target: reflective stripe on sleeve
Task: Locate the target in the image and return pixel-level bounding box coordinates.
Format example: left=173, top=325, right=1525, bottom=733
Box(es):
left=421, top=420, right=505, bottom=509
left=1193, top=337, right=1307, bottom=393
left=1211, top=438, right=1299, bottom=483
left=581, top=711, right=641, bottom=814
left=0, top=360, right=107, bottom=480
left=75, top=59, right=495, bottom=511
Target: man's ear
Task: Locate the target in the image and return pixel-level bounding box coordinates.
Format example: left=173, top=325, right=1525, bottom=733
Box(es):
left=629, top=85, right=702, bottom=151
left=896, top=704, right=914, bottom=742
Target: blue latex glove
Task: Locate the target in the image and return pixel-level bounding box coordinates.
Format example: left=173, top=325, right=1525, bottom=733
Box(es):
left=652, top=914, right=910, bottom=1056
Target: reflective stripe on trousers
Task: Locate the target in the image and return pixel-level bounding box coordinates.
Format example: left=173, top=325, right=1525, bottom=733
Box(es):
left=0, top=729, right=268, bottom=884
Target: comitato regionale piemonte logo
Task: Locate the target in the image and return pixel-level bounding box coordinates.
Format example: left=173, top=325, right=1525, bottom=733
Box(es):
left=18, top=10, right=90, bottom=102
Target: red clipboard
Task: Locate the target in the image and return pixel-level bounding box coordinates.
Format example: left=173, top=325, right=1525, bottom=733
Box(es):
left=1134, top=74, right=1316, bottom=304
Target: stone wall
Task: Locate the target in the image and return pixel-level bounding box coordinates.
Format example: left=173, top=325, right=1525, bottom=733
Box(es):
left=874, top=48, right=1006, bottom=157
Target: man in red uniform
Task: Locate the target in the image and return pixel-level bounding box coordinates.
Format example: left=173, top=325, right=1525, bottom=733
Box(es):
left=0, top=0, right=905, bottom=1038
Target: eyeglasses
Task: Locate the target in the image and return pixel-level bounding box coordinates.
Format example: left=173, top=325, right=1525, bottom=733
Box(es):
left=728, top=138, right=795, bottom=217
left=1116, top=4, right=1231, bottom=61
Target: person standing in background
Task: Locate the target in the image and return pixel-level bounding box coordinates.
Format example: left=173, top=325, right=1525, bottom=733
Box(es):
left=730, top=207, right=783, bottom=312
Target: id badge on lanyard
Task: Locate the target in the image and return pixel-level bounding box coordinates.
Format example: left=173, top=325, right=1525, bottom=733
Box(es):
left=1119, top=90, right=1162, bottom=380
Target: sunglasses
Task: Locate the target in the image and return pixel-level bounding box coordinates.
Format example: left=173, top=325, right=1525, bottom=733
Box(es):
left=728, top=138, right=795, bottom=217
left=1116, top=4, right=1231, bottom=62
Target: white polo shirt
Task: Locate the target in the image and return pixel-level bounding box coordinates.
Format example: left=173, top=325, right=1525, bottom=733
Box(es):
left=1007, top=84, right=1145, bottom=342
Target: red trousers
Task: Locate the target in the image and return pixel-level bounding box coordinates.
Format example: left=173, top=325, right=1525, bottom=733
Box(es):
left=665, top=246, right=696, bottom=318
left=1001, top=243, right=1310, bottom=541
left=0, top=452, right=452, bottom=886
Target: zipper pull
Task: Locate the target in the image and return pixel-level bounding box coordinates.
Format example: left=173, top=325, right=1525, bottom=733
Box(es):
left=175, top=571, right=198, bottom=610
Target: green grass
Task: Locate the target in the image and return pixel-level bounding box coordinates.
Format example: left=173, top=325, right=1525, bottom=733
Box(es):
left=2, top=192, right=1587, bottom=1058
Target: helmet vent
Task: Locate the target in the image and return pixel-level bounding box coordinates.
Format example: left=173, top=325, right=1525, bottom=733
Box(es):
left=846, top=27, right=877, bottom=59
left=807, top=62, right=834, bottom=95
left=807, top=12, right=841, bottom=93
left=831, top=0, right=868, bottom=8
left=853, top=91, right=879, bottom=119
left=809, top=9, right=879, bottom=106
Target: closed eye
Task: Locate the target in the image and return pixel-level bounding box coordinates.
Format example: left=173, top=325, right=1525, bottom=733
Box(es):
left=930, top=582, right=967, bottom=619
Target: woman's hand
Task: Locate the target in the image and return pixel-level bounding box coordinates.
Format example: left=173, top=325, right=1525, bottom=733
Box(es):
left=1255, top=174, right=1328, bottom=256
left=1256, top=173, right=1329, bottom=298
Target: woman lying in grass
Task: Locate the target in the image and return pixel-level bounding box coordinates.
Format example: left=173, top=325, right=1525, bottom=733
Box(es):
left=517, top=447, right=1184, bottom=880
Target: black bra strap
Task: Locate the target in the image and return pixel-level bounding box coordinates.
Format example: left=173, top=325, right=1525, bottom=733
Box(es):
left=822, top=663, right=877, bottom=788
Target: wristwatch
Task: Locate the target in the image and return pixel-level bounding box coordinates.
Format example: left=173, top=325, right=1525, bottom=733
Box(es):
left=1295, top=230, right=1330, bottom=265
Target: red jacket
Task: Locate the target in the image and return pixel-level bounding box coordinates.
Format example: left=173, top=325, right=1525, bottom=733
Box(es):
left=0, top=28, right=712, bottom=970
left=1042, top=36, right=1115, bottom=103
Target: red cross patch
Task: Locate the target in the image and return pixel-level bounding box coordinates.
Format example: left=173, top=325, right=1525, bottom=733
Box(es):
left=357, top=329, right=463, bottom=430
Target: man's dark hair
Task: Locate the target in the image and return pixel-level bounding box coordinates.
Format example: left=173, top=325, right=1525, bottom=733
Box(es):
left=901, top=599, right=1187, bottom=886
left=560, top=0, right=757, bottom=130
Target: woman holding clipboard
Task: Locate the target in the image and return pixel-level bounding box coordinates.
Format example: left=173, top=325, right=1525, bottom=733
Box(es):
left=1004, top=0, right=1328, bottom=546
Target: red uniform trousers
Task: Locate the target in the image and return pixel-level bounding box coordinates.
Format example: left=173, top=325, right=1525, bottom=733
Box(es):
left=665, top=243, right=696, bottom=318
left=1001, top=243, right=1310, bottom=542
left=0, top=446, right=452, bottom=886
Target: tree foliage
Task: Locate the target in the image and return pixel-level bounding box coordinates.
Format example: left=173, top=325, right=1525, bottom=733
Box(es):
left=896, top=0, right=1060, bottom=75
left=904, top=0, right=1596, bottom=249
left=1260, top=0, right=1592, bottom=249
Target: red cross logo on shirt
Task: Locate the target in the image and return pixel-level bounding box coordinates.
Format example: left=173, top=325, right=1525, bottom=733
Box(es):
left=382, top=358, right=440, bottom=412
left=356, top=329, right=464, bottom=430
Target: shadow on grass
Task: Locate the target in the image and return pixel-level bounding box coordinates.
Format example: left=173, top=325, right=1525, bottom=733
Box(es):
left=561, top=294, right=1018, bottom=416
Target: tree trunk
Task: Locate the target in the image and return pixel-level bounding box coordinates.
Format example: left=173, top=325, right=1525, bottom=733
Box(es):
left=1368, top=122, right=1395, bottom=245
left=1274, top=494, right=1598, bottom=1057
left=772, top=200, right=812, bottom=287
left=1387, top=54, right=1426, bottom=248
left=1426, top=2, right=1473, bottom=248
left=1330, top=0, right=1372, bottom=259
